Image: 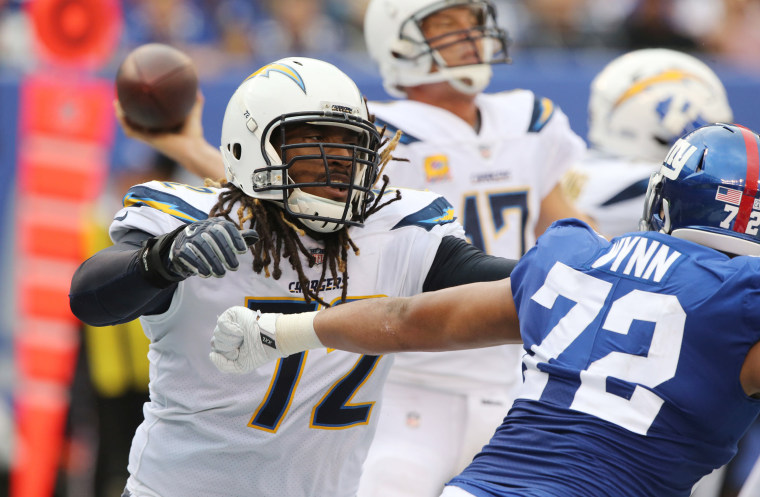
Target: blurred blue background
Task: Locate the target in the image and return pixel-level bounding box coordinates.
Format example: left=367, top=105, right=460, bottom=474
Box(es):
left=3, top=0, right=760, bottom=495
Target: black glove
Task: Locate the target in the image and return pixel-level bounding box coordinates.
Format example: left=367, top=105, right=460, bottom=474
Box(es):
left=138, top=218, right=259, bottom=287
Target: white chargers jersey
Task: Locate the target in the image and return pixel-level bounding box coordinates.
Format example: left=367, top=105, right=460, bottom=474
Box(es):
left=109, top=181, right=464, bottom=497
left=368, top=90, right=585, bottom=391
left=563, top=149, right=659, bottom=238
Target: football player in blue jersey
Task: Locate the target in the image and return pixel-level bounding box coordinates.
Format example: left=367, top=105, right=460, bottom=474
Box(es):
left=212, top=122, right=760, bottom=497
left=69, top=57, right=516, bottom=497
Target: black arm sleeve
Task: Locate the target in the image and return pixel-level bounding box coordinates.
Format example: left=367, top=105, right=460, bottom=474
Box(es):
left=423, top=236, right=518, bottom=292
left=69, top=230, right=177, bottom=326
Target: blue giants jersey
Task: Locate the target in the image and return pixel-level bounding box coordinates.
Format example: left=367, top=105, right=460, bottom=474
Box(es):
left=450, top=219, right=760, bottom=497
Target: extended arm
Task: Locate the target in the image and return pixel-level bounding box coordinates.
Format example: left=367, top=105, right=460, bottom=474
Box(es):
left=314, top=278, right=520, bottom=354
left=210, top=278, right=521, bottom=373
left=69, top=230, right=176, bottom=326
left=70, top=219, right=257, bottom=326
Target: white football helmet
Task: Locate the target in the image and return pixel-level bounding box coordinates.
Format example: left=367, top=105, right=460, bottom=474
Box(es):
left=588, top=48, right=733, bottom=162
left=364, top=0, right=510, bottom=98
left=220, top=57, right=381, bottom=233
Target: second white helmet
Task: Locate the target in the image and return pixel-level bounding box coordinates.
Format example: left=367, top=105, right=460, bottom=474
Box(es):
left=364, top=0, right=510, bottom=98
left=588, top=48, right=733, bottom=162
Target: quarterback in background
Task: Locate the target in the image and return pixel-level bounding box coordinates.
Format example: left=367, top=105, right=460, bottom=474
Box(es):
left=70, top=57, right=515, bottom=497
left=563, top=48, right=733, bottom=237
left=359, top=0, right=592, bottom=494
left=211, top=122, right=760, bottom=497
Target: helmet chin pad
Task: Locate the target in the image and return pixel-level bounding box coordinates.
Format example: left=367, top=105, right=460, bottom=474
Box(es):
left=446, top=64, right=492, bottom=94
left=287, top=188, right=358, bottom=233
left=391, top=64, right=492, bottom=97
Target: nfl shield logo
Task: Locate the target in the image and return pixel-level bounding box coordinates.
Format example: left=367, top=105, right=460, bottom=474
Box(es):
left=309, top=249, right=325, bottom=265
left=406, top=411, right=421, bottom=428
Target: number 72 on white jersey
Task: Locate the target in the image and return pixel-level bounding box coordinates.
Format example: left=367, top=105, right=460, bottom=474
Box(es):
left=519, top=262, right=686, bottom=435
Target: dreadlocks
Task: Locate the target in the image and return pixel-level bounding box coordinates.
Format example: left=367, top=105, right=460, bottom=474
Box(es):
left=207, top=177, right=399, bottom=307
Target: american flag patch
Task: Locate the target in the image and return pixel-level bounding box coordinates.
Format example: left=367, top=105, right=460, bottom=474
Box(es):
left=715, top=186, right=742, bottom=206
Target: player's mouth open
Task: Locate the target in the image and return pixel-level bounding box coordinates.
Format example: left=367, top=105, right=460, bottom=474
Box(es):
left=320, top=174, right=351, bottom=199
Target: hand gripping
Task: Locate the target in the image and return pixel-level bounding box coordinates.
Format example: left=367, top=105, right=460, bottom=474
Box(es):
left=209, top=306, right=284, bottom=374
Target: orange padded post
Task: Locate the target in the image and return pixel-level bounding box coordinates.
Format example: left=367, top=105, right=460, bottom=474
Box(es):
left=11, top=4, right=121, bottom=495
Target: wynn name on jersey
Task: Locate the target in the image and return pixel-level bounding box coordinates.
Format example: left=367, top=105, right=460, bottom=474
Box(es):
left=591, top=235, right=682, bottom=283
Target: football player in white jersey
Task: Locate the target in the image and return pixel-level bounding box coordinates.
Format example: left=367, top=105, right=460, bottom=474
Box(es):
left=563, top=48, right=734, bottom=238
left=356, top=1, right=593, bottom=494
left=69, top=57, right=516, bottom=497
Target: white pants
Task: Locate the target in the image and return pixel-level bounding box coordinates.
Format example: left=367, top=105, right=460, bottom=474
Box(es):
left=440, top=487, right=478, bottom=497
left=690, top=466, right=725, bottom=497
left=738, top=456, right=760, bottom=497
left=356, top=380, right=513, bottom=497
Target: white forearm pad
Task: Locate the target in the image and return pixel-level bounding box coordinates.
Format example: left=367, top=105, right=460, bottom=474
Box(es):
left=275, top=311, right=323, bottom=356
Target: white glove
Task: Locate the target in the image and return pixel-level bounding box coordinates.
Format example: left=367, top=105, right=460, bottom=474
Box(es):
left=209, top=306, right=284, bottom=374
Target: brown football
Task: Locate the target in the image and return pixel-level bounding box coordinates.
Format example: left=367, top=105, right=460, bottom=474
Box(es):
left=116, top=43, right=198, bottom=132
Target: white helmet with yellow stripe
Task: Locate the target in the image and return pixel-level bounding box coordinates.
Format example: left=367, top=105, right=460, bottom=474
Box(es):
left=220, top=57, right=381, bottom=233
left=588, top=48, right=732, bottom=162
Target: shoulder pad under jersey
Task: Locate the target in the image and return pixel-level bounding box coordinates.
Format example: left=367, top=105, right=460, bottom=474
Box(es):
left=111, top=181, right=223, bottom=240
left=364, top=187, right=458, bottom=232
left=528, top=95, right=556, bottom=133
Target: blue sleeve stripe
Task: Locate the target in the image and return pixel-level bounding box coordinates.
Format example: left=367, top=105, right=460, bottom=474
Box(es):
left=391, top=197, right=456, bottom=231
left=122, top=185, right=209, bottom=223
left=528, top=96, right=555, bottom=133
left=374, top=117, right=421, bottom=145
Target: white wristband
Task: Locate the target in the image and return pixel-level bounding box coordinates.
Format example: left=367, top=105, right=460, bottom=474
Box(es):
left=275, top=311, right=323, bottom=356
